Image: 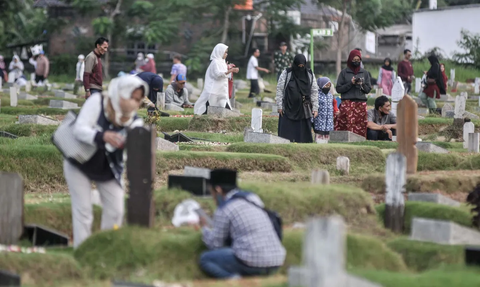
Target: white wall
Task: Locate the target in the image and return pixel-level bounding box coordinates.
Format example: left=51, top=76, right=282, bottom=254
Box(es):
left=412, top=6, right=480, bottom=58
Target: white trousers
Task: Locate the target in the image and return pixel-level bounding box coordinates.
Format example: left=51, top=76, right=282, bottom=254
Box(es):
left=63, top=160, right=125, bottom=248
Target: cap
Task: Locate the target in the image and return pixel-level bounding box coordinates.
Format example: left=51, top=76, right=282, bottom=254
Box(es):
left=176, top=74, right=187, bottom=81
left=280, top=42, right=287, bottom=46
left=209, top=169, right=237, bottom=186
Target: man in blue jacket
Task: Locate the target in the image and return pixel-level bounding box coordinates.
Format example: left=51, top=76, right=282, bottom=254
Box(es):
left=136, top=72, right=163, bottom=112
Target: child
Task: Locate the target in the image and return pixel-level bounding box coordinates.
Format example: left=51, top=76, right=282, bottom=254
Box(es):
left=312, top=77, right=339, bottom=143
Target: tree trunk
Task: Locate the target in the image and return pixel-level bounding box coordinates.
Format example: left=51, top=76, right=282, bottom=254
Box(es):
left=221, top=6, right=232, bottom=44
left=104, top=0, right=123, bottom=80
left=335, top=1, right=348, bottom=79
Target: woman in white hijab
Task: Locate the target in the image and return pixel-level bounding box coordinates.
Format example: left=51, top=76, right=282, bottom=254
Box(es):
left=62, top=77, right=147, bottom=248
left=194, top=43, right=239, bottom=115
left=8, top=55, right=24, bottom=82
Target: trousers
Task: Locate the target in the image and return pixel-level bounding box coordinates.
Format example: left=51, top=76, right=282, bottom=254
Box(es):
left=63, top=160, right=125, bottom=248
left=199, top=248, right=279, bottom=279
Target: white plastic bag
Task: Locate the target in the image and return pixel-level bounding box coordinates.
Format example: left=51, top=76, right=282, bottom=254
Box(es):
left=171, top=199, right=201, bottom=227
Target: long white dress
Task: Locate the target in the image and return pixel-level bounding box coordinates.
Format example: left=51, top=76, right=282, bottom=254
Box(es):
left=194, top=43, right=232, bottom=115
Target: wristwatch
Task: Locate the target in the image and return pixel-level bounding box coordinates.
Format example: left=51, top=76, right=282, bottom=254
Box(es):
left=85, top=89, right=90, bottom=92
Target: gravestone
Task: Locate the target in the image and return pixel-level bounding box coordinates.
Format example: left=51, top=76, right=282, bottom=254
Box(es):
left=408, top=193, right=460, bottom=207
left=126, top=126, right=156, bottom=228
left=30, top=73, right=35, bottom=83
left=251, top=108, right=263, bottom=132
left=234, top=79, right=248, bottom=90
left=0, top=270, right=21, bottom=287
left=311, top=170, right=330, bottom=185
left=18, top=115, right=59, bottom=125
left=384, top=153, right=406, bottom=233
left=463, top=122, right=475, bottom=149
left=397, top=95, right=418, bottom=174
left=445, top=110, right=455, bottom=118
left=54, top=90, right=65, bottom=98
left=336, top=157, right=350, bottom=175
left=165, top=104, right=184, bottom=112
left=391, top=77, right=405, bottom=115
left=184, top=166, right=210, bottom=179
left=439, top=94, right=455, bottom=102
left=64, top=83, right=75, bottom=91
left=18, top=92, right=38, bottom=100
left=0, top=131, right=18, bottom=139
left=271, top=104, right=279, bottom=116
left=375, top=87, right=383, bottom=98
left=23, top=224, right=69, bottom=246
left=168, top=175, right=208, bottom=196
left=0, top=173, right=24, bottom=245
left=475, top=78, right=480, bottom=94
left=415, top=142, right=448, bottom=153
left=288, top=216, right=382, bottom=287
left=244, top=131, right=290, bottom=144
left=49, top=100, right=79, bottom=109
left=464, top=111, right=480, bottom=120
left=157, top=92, right=166, bottom=110
left=411, top=218, right=480, bottom=245
left=417, top=107, right=428, bottom=116
left=155, top=137, right=179, bottom=151
left=454, top=93, right=467, bottom=119
left=441, top=103, right=453, bottom=118
left=207, top=106, right=241, bottom=117
left=468, top=133, right=480, bottom=153
left=261, top=102, right=275, bottom=109
left=415, top=78, right=421, bottom=93
left=465, top=247, right=480, bottom=266
left=197, top=78, right=204, bottom=90
left=330, top=131, right=365, bottom=142
left=450, top=69, right=455, bottom=86
left=263, top=97, right=275, bottom=103
left=26, top=81, right=31, bottom=92
left=9, top=86, right=17, bottom=107
left=0, top=77, right=2, bottom=89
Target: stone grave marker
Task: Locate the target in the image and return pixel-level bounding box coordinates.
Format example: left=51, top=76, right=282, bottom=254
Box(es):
left=244, top=131, right=290, bottom=144
left=415, top=78, right=421, bottom=93
left=271, top=104, right=279, bottom=116
left=207, top=106, right=241, bottom=117
left=184, top=166, right=210, bottom=179
left=463, top=122, right=475, bottom=149
left=64, top=83, right=75, bottom=91
left=375, top=87, right=383, bottom=98
left=30, top=73, right=35, bottom=83
left=251, top=108, right=263, bottom=133
left=454, top=93, right=467, bottom=119
left=408, top=193, right=460, bottom=207
left=288, top=216, right=382, bottom=287
left=261, top=102, right=275, bottom=110
left=157, top=92, right=166, bottom=110
left=391, top=76, right=405, bottom=115
left=9, top=86, right=17, bottom=107
left=0, top=270, right=21, bottom=287
left=468, top=133, right=480, bottom=153
left=25, top=80, right=31, bottom=92
left=417, top=107, right=428, bottom=116
left=411, top=218, right=480, bottom=245
left=330, top=131, right=365, bottom=142
left=415, top=142, right=448, bottom=153
left=0, top=173, right=24, bottom=245
left=197, top=78, right=204, bottom=90
left=475, top=78, right=480, bottom=94
left=450, top=69, right=455, bottom=86
left=441, top=103, right=453, bottom=118
left=464, top=111, right=480, bottom=120
left=263, top=97, right=275, bottom=103
left=126, top=126, right=156, bottom=227
left=49, top=100, right=79, bottom=109
left=18, top=92, right=38, bottom=100
left=54, top=90, right=65, bottom=98
left=397, top=95, right=418, bottom=174
left=0, top=77, right=2, bottom=89
left=165, top=104, right=184, bottom=112
left=336, top=157, right=350, bottom=175
left=384, top=153, right=406, bottom=233
left=155, top=137, right=179, bottom=151
left=18, top=115, right=59, bottom=125
left=311, top=170, right=330, bottom=185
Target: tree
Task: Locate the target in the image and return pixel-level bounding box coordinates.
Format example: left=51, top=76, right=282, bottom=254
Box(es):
left=453, top=29, right=480, bottom=69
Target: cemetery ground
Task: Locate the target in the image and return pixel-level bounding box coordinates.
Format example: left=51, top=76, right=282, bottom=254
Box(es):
left=3, top=81, right=480, bottom=287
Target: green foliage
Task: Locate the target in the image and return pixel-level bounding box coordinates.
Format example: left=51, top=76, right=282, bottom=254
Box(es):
left=71, top=0, right=101, bottom=15
left=92, top=17, right=114, bottom=35
left=50, top=54, right=79, bottom=77
left=453, top=29, right=480, bottom=69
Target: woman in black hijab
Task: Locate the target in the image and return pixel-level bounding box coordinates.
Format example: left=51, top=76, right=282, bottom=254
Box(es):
left=275, top=54, right=319, bottom=143
left=419, top=55, right=445, bottom=114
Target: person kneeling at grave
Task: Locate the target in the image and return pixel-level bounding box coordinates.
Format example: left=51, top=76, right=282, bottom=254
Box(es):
left=165, top=74, right=193, bottom=108
left=136, top=71, right=164, bottom=113
left=198, top=169, right=286, bottom=279
left=367, top=95, right=396, bottom=141
left=57, top=76, right=147, bottom=248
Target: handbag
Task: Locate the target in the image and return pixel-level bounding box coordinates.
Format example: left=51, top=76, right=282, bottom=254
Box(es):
left=427, top=78, right=436, bottom=85
left=51, top=111, right=97, bottom=164
left=303, top=96, right=313, bottom=118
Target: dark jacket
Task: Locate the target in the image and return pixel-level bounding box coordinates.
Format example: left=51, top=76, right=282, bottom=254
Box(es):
left=336, top=67, right=372, bottom=102
left=136, top=72, right=163, bottom=104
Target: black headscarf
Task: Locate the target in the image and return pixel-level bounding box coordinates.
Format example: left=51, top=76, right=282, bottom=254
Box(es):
left=284, top=54, right=312, bottom=120
left=382, top=58, right=393, bottom=71
left=427, top=55, right=446, bottom=94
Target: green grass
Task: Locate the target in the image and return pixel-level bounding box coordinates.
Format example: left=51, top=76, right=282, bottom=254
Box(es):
left=0, top=124, right=57, bottom=137
left=375, top=201, right=472, bottom=233
left=343, top=141, right=465, bottom=151
left=31, top=97, right=86, bottom=106
left=188, top=115, right=279, bottom=133
left=0, top=107, right=70, bottom=115
left=181, top=131, right=244, bottom=143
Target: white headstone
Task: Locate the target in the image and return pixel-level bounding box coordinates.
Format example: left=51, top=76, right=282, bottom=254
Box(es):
left=336, top=157, right=350, bottom=175
left=251, top=108, right=263, bottom=133
left=385, top=153, right=406, bottom=207
left=391, top=77, right=405, bottom=115
left=0, top=77, right=2, bottom=89
left=415, top=78, right=421, bottom=93
left=30, top=73, right=36, bottom=84
left=311, top=170, right=330, bottom=184
left=157, top=92, right=165, bottom=109
left=463, top=122, right=475, bottom=149
left=9, top=87, right=17, bottom=107
left=450, top=69, right=455, bottom=85
left=468, top=133, right=480, bottom=153
left=454, top=93, right=467, bottom=119
left=25, top=81, right=31, bottom=92
left=197, top=78, right=204, bottom=90
left=375, top=88, right=383, bottom=98
left=475, top=78, right=480, bottom=95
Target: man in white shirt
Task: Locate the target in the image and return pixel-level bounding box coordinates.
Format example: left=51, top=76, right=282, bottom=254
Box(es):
left=247, top=49, right=269, bottom=98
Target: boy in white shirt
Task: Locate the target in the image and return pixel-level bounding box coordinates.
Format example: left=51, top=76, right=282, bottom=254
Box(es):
left=246, top=49, right=270, bottom=98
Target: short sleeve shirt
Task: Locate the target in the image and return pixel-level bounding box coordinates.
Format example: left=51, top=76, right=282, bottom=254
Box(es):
left=246, top=56, right=258, bottom=80
left=367, top=109, right=396, bottom=125
left=171, top=63, right=187, bottom=77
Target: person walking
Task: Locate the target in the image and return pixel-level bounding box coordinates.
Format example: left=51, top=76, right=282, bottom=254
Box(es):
left=274, top=42, right=294, bottom=81
left=334, top=49, right=372, bottom=138
left=84, top=37, right=109, bottom=99
left=170, top=54, right=187, bottom=83
left=74, top=54, right=85, bottom=95
left=418, top=55, right=445, bottom=114
left=377, top=58, right=396, bottom=96
left=398, top=49, right=414, bottom=95
left=247, top=48, right=270, bottom=98
left=276, top=54, right=319, bottom=143
left=61, top=76, right=147, bottom=248
left=312, top=77, right=338, bottom=143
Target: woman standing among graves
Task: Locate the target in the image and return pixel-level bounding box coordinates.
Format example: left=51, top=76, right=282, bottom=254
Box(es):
left=194, top=43, right=240, bottom=115
left=377, top=58, right=396, bottom=96
left=312, top=77, right=338, bottom=143
left=8, top=55, right=24, bottom=82
left=440, top=63, right=448, bottom=91
left=418, top=55, right=446, bottom=114
left=276, top=54, right=319, bottom=143
left=334, top=49, right=372, bottom=138
left=59, top=76, right=147, bottom=248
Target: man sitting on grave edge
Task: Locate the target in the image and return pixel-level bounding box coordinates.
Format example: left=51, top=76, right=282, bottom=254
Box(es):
left=367, top=96, right=396, bottom=141
left=165, top=74, right=193, bottom=108
left=197, top=169, right=286, bottom=279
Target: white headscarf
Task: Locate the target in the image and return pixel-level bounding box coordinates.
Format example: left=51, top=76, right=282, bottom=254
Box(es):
left=210, top=44, right=228, bottom=61
left=78, top=54, right=85, bottom=60
left=137, top=53, right=144, bottom=61
left=103, top=76, right=149, bottom=127
left=147, top=53, right=154, bottom=59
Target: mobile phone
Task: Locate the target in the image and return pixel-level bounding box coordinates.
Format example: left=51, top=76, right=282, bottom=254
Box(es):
left=195, top=208, right=213, bottom=227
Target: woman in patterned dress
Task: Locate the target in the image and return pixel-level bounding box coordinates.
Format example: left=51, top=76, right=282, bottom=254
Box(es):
left=334, top=49, right=372, bottom=138
left=312, top=77, right=338, bottom=143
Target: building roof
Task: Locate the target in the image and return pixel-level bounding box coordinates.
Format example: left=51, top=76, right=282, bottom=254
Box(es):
left=415, top=3, right=480, bottom=13
left=376, top=24, right=412, bottom=36
left=33, top=0, right=109, bottom=8
left=294, top=0, right=343, bottom=17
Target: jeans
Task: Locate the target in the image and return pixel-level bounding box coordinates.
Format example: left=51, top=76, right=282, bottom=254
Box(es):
left=249, top=79, right=260, bottom=98
left=90, top=88, right=102, bottom=96
left=403, top=82, right=412, bottom=95
left=367, top=128, right=396, bottom=141
left=199, top=248, right=279, bottom=279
